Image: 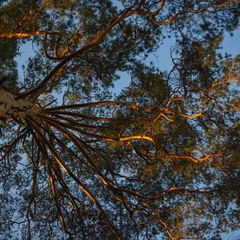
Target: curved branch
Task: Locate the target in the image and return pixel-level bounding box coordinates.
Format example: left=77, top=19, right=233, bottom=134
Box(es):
left=119, top=135, right=155, bottom=143
left=167, top=152, right=224, bottom=163
left=20, top=8, right=146, bottom=101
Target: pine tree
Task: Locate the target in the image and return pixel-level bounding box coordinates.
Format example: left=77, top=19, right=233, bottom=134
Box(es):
left=0, top=1, right=239, bottom=239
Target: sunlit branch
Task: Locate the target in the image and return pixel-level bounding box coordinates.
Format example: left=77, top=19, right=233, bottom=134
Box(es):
left=167, top=152, right=224, bottom=163
left=29, top=110, right=167, bottom=233
left=20, top=7, right=143, bottom=100
left=179, top=112, right=205, bottom=119
left=37, top=113, right=136, bottom=195
left=147, top=1, right=234, bottom=26
left=27, top=117, right=122, bottom=239
left=48, top=165, right=68, bottom=233
left=42, top=31, right=77, bottom=60
left=153, top=112, right=174, bottom=122
left=35, top=116, right=108, bottom=179
left=0, top=31, right=43, bottom=38
left=143, top=201, right=178, bottom=240
left=31, top=122, right=104, bottom=222
left=42, top=32, right=64, bottom=60
left=42, top=113, right=109, bottom=131
left=39, top=113, right=118, bottom=142
left=119, top=135, right=155, bottom=143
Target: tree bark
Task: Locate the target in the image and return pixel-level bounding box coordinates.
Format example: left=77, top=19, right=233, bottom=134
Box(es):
left=0, top=88, right=39, bottom=123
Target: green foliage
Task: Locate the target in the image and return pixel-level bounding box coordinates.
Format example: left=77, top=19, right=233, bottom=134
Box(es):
left=0, top=39, right=18, bottom=89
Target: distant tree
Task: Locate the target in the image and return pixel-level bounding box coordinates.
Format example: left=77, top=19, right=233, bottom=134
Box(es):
left=0, top=0, right=239, bottom=239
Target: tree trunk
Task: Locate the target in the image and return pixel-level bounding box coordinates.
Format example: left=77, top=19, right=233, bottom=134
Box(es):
left=0, top=88, right=39, bottom=123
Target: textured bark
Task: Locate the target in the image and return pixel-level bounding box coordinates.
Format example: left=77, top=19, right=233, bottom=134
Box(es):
left=0, top=88, right=39, bottom=122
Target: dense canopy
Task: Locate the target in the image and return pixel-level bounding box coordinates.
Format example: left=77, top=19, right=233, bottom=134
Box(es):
left=0, top=0, right=239, bottom=239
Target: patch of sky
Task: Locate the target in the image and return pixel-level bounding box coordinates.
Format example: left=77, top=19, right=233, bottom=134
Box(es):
left=221, top=30, right=240, bottom=57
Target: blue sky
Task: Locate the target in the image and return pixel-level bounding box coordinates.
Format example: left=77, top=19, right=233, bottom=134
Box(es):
left=113, top=28, right=240, bottom=94
left=222, top=30, right=240, bottom=57
left=16, top=29, right=239, bottom=94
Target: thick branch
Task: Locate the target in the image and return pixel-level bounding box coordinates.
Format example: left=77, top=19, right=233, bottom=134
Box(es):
left=0, top=31, right=43, bottom=38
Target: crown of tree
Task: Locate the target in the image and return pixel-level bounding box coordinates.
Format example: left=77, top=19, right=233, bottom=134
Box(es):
left=0, top=1, right=239, bottom=239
